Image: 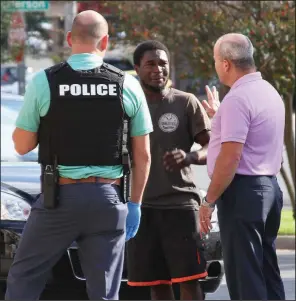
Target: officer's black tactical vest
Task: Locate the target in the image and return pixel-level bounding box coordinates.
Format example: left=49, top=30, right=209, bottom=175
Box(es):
left=38, top=61, right=128, bottom=166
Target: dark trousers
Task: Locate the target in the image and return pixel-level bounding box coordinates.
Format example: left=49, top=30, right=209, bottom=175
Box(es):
left=5, top=183, right=127, bottom=300
left=217, top=174, right=285, bottom=300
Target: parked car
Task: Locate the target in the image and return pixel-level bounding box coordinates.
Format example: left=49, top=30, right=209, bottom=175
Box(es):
left=0, top=93, right=224, bottom=299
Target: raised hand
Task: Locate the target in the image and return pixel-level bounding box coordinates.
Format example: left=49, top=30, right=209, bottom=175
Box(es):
left=201, top=85, right=220, bottom=118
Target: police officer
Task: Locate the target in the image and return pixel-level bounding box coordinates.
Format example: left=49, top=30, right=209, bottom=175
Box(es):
left=6, top=10, right=152, bottom=300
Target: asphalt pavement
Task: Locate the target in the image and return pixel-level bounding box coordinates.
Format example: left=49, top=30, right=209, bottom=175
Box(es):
left=206, top=250, right=295, bottom=300
left=26, top=250, right=296, bottom=300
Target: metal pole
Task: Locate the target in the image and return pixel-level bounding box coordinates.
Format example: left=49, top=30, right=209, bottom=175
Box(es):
left=18, top=12, right=27, bottom=96
left=17, top=61, right=26, bottom=95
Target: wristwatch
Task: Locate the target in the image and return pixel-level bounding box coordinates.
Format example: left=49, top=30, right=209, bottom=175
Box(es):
left=201, top=196, right=215, bottom=209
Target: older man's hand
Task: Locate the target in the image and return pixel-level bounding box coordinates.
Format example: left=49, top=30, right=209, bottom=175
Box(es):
left=202, top=85, right=220, bottom=118
left=199, top=205, right=214, bottom=235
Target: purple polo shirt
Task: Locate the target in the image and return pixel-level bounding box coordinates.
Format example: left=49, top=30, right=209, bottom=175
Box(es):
left=207, top=72, right=285, bottom=177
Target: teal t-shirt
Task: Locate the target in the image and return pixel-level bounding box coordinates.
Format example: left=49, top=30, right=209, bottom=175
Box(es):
left=15, top=53, right=153, bottom=179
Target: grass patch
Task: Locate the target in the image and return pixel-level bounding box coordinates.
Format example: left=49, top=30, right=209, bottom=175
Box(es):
left=279, top=209, right=295, bottom=236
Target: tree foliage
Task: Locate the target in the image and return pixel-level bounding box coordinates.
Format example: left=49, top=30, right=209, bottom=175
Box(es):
left=0, top=10, right=12, bottom=63
left=0, top=8, right=49, bottom=63
left=25, top=12, right=50, bottom=39
left=104, top=1, right=294, bottom=90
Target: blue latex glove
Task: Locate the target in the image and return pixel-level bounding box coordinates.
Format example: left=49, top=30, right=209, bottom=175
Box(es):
left=126, top=201, right=141, bottom=241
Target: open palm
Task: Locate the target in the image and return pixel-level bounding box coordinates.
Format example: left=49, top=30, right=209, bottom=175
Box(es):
left=201, top=85, right=220, bottom=118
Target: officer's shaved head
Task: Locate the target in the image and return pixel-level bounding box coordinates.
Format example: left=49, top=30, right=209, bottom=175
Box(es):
left=215, top=33, right=255, bottom=71
left=71, top=10, right=108, bottom=43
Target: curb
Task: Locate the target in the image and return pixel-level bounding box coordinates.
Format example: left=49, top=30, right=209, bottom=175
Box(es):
left=276, top=235, right=295, bottom=250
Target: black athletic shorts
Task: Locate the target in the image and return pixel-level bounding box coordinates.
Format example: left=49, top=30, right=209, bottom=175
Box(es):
left=126, top=208, right=207, bottom=286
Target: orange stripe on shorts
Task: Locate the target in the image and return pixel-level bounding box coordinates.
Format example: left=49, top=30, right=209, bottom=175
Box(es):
left=127, top=280, right=172, bottom=286
left=171, top=271, right=208, bottom=283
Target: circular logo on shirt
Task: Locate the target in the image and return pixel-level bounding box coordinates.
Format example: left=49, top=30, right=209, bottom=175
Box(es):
left=158, top=113, right=179, bottom=133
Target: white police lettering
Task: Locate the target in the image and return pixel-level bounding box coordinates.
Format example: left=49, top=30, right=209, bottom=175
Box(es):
left=82, top=85, right=90, bottom=96
left=59, top=85, right=69, bottom=96
left=109, top=84, right=117, bottom=96
left=97, top=84, right=108, bottom=96
left=58, top=84, right=118, bottom=96
left=71, top=84, right=81, bottom=96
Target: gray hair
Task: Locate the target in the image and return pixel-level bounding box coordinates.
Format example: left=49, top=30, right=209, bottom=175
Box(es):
left=218, top=34, right=255, bottom=71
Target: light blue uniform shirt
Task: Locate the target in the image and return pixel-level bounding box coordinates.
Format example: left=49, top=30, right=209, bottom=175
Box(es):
left=16, top=53, right=153, bottom=179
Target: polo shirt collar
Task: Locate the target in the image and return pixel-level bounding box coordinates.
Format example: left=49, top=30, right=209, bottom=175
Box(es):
left=231, top=72, right=262, bottom=90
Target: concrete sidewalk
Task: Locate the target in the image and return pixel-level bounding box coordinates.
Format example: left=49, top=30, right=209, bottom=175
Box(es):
left=276, top=236, right=295, bottom=250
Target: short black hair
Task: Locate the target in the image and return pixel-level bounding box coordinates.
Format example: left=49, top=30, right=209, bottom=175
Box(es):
left=133, top=40, right=170, bottom=66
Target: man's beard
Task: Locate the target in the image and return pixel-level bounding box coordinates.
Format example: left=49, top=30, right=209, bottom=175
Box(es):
left=141, top=79, right=168, bottom=93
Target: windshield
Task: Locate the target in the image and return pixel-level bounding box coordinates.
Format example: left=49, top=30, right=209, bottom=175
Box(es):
left=1, top=94, right=38, bottom=162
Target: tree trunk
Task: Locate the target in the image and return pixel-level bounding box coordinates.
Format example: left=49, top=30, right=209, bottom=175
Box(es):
left=280, top=166, right=296, bottom=219
left=283, top=94, right=295, bottom=183
left=282, top=93, right=295, bottom=218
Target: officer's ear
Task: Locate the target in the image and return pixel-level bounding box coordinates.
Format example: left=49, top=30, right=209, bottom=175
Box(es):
left=98, top=35, right=109, bottom=51
left=66, top=31, right=72, bottom=47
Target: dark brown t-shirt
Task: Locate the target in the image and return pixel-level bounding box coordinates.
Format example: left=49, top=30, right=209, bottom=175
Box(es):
left=143, top=88, right=211, bottom=210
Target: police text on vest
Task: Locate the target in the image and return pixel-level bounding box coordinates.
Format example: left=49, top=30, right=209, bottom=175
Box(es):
left=59, top=84, right=118, bottom=96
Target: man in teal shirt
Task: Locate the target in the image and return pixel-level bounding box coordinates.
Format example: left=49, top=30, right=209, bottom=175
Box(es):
left=6, top=10, right=152, bottom=300
left=15, top=54, right=152, bottom=181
